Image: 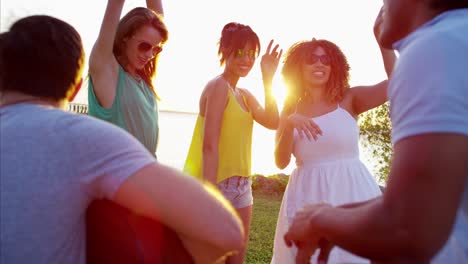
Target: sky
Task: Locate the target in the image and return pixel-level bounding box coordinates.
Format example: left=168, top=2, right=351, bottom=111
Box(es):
left=1, top=0, right=386, bottom=113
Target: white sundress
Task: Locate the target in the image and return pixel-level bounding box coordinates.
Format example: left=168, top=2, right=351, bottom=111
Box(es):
left=271, top=106, right=382, bottom=264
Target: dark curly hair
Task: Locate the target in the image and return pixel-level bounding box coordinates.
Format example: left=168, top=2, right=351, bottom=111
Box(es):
left=113, top=7, right=168, bottom=99
left=218, top=22, right=261, bottom=66
left=281, top=39, right=350, bottom=112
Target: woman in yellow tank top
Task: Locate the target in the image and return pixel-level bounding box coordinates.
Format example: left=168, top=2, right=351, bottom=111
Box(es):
left=184, top=22, right=282, bottom=264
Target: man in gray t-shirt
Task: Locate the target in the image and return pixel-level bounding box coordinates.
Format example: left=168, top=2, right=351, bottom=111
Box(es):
left=1, top=104, right=156, bottom=263
left=0, top=15, right=244, bottom=264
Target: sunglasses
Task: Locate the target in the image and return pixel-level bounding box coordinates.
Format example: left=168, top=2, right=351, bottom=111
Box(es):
left=235, top=49, right=256, bottom=60
left=137, top=41, right=163, bottom=57
left=305, top=54, right=331, bottom=66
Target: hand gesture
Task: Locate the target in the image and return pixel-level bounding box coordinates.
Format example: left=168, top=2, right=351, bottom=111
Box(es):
left=260, top=39, right=283, bottom=82
left=288, top=113, right=323, bottom=141
left=284, top=203, right=334, bottom=264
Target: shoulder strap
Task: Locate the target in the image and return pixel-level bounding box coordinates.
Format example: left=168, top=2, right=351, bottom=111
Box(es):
left=237, top=88, right=250, bottom=113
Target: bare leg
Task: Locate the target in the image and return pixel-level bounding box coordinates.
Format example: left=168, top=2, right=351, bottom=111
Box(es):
left=226, top=205, right=252, bottom=264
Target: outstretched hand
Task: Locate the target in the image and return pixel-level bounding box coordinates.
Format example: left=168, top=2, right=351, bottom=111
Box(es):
left=260, top=39, right=283, bottom=83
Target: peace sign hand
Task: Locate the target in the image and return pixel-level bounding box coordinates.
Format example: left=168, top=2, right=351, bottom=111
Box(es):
left=260, top=39, right=283, bottom=82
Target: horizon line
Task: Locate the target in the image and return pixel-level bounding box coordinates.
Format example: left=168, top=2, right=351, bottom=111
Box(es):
left=68, top=102, right=198, bottom=115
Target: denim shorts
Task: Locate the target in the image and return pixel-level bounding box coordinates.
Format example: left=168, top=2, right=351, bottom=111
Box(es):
left=217, top=176, right=253, bottom=209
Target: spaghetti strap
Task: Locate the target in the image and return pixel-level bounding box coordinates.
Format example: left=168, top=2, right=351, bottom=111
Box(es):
left=237, top=89, right=251, bottom=113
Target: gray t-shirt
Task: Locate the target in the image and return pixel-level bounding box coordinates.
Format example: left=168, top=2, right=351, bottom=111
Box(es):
left=0, top=103, right=156, bottom=264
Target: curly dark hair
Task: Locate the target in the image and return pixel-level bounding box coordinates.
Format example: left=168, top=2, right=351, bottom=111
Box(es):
left=281, top=39, right=350, bottom=112
left=218, top=22, right=261, bottom=66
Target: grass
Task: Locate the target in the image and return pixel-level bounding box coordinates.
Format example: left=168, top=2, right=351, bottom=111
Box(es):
left=245, top=192, right=283, bottom=264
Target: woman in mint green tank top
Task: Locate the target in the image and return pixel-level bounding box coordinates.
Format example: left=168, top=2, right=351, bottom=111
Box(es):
left=183, top=22, right=282, bottom=264
left=84, top=1, right=188, bottom=262
left=87, top=0, right=168, bottom=157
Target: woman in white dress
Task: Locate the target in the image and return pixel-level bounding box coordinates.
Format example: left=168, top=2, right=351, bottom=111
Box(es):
left=271, top=14, right=396, bottom=264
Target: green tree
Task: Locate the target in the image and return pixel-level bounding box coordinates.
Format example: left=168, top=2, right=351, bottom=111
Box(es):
left=359, top=102, right=392, bottom=183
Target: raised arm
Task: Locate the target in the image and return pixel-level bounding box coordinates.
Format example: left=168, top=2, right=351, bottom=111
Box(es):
left=243, top=40, right=282, bottom=130
left=274, top=110, right=294, bottom=169
left=88, top=0, right=125, bottom=108
left=146, top=0, right=164, bottom=16
left=114, top=162, right=245, bottom=263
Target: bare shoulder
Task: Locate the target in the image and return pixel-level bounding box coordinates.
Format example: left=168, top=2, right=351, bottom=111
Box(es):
left=203, top=76, right=230, bottom=95
left=199, top=76, right=230, bottom=114
left=88, top=57, right=120, bottom=108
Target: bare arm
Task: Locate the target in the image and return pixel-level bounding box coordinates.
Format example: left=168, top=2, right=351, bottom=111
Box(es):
left=286, top=134, right=468, bottom=262
left=338, top=196, right=380, bottom=209
left=202, top=81, right=229, bottom=185
left=88, top=0, right=125, bottom=108
left=113, top=162, right=244, bottom=263
left=146, top=0, right=164, bottom=16
left=347, top=47, right=396, bottom=116
left=347, top=80, right=388, bottom=116
left=244, top=40, right=282, bottom=129
left=274, top=110, right=294, bottom=169
left=241, top=88, right=278, bottom=129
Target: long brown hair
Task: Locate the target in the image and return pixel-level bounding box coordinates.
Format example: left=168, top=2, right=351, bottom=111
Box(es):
left=281, top=39, right=350, bottom=112
left=113, top=7, right=168, bottom=99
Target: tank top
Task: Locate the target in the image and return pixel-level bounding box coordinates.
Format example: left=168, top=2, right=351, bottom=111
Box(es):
left=184, top=88, right=254, bottom=183
left=88, top=65, right=159, bottom=157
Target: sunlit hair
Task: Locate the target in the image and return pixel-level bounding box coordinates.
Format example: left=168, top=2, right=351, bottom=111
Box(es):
left=218, top=22, right=261, bottom=66
left=429, top=0, right=468, bottom=11
left=281, top=39, right=350, bottom=112
left=0, top=15, right=84, bottom=100
left=113, top=7, right=168, bottom=99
